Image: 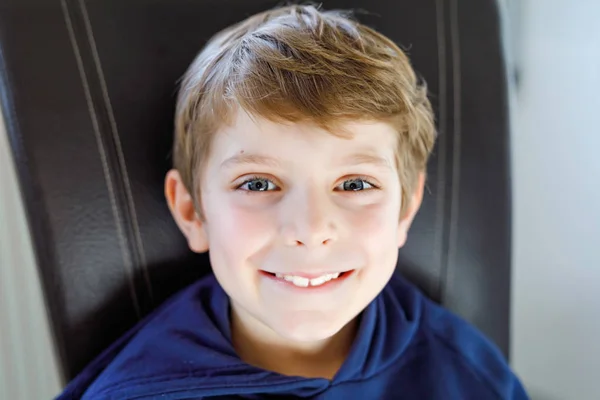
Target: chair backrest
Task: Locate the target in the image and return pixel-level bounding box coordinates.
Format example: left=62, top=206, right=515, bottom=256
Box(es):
left=0, top=0, right=511, bottom=382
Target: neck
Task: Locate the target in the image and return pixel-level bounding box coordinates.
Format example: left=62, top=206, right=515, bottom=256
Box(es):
left=230, top=305, right=358, bottom=380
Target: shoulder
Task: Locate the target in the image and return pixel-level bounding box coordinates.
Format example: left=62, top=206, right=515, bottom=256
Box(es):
left=386, top=274, right=528, bottom=399
left=56, top=273, right=228, bottom=400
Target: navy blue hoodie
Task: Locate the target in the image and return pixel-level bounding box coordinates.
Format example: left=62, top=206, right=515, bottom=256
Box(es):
left=56, top=273, right=528, bottom=399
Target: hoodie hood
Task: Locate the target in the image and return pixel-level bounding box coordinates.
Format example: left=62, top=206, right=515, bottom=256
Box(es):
left=58, top=273, right=422, bottom=399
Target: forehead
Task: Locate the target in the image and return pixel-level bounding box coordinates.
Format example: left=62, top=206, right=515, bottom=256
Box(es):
left=211, top=110, right=398, bottom=164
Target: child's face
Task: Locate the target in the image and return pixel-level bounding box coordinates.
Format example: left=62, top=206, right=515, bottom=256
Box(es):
left=167, top=110, right=423, bottom=345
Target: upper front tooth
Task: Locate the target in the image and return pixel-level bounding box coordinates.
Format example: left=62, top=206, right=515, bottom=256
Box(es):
left=292, top=276, right=309, bottom=287
left=276, top=273, right=342, bottom=287
left=309, top=276, right=327, bottom=286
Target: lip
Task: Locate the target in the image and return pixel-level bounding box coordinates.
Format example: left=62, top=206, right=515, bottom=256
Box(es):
left=260, top=270, right=351, bottom=279
left=259, top=269, right=355, bottom=292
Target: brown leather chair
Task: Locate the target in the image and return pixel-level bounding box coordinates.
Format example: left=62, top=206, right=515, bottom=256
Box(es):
left=0, top=0, right=513, bottom=383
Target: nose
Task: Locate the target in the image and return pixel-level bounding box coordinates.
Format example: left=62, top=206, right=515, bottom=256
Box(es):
left=280, top=186, right=338, bottom=248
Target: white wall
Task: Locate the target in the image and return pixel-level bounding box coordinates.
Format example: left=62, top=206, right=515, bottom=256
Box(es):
left=510, top=1, right=600, bottom=399
left=0, top=111, right=62, bottom=398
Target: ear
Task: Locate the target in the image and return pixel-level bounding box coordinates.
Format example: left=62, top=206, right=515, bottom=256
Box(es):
left=164, top=169, right=209, bottom=253
left=397, top=172, right=426, bottom=248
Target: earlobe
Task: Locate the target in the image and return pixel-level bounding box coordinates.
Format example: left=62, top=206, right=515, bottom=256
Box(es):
left=397, top=228, right=408, bottom=248
left=164, top=169, right=209, bottom=253
left=188, top=223, right=210, bottom=253
left=397, top=172, right=426, bottom=248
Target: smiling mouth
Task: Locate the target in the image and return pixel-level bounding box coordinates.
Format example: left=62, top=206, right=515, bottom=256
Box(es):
left=261, top=270, right=354, bottom=288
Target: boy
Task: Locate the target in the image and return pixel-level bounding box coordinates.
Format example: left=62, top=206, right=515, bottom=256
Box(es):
left=58, top=4, right=528, bottom=399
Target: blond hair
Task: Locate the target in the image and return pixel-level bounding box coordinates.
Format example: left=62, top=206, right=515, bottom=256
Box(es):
left=173, top=3, right=436, bottom=218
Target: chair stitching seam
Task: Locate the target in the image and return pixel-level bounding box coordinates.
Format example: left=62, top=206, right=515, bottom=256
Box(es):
left=77, top=0, right=154, bottom=305
left=60, top=0, right=141, bottom=317
left=434, top=0, right=449, bottom=301
left=446, top=0, right=463, bottom=297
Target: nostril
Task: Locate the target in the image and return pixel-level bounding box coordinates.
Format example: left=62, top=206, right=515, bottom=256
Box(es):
left=294, top=239, right=331, bottom=246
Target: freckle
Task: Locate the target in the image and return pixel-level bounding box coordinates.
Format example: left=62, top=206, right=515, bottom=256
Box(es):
left=240, top=150, right=245, bottom=154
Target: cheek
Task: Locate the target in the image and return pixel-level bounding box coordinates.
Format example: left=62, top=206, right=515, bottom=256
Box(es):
left=347, top=197, right=400, bottom=242
left=206, top=196, right=275, bottom=264
left=345, top=197, right=400, bottom=273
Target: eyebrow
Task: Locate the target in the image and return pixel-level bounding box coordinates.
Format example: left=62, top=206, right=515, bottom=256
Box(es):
left=220, top=154, right=284, bottom=169
left=342, top=153, right=393, bottom=170
left=220, top=152, right=393, bottom=170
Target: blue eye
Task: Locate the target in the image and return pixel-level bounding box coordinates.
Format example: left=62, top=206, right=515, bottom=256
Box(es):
left=237, top=176, right=377, bottom=192
left=340, top=178, right=374, bottom=191
left=238, top=177, right=278, bottom=192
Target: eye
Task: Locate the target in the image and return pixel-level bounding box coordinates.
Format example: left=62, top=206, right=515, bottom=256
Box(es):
left=237, top=176, right=278, bottom=192
left=338, top=178, right=376, bottom=191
